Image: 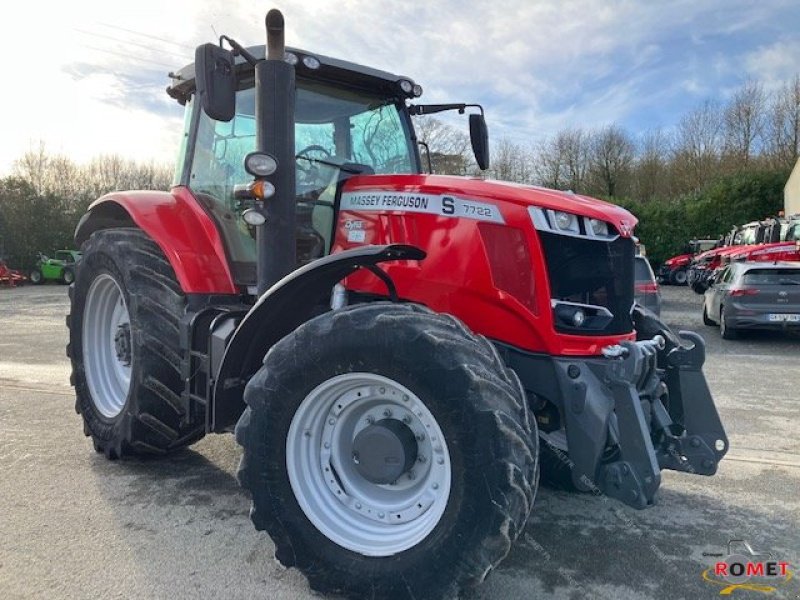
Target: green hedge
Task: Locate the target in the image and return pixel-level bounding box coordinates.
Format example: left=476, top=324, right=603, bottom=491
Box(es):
left=616, top=169, right=789, bottom=264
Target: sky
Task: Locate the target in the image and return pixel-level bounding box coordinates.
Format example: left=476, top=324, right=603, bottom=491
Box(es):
left=2, top=0, right=798, bottom=174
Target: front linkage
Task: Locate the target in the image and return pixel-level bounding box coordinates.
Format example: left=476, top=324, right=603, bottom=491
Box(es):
left=546, top=308, right=728, bottom=509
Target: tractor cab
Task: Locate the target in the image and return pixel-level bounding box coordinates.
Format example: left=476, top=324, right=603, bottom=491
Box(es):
left=168, top=47, right=482, bottom=287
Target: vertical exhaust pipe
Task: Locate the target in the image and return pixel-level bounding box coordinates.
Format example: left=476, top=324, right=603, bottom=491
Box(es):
left=256, top=9, right=296, bottom=295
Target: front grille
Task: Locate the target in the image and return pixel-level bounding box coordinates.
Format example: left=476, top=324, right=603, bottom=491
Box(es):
left=538, top=231, right=635, bottom=335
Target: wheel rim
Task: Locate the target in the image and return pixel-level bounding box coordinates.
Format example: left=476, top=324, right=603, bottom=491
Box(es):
left=82, top=274, right=132, bottom=418
left=31, top=271, right=40, bottom=283
left=286, top=373, right=452, bottom=557
left=675, top=271, right=687, bottom=284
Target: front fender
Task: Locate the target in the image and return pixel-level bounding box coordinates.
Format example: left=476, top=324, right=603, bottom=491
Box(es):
left=210, top=244, right=426, bottom=432
left=74, top=186, right=236, bottom=294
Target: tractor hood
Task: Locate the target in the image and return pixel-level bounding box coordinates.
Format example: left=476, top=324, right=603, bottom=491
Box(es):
left=343, top=174, right=638, bottom=237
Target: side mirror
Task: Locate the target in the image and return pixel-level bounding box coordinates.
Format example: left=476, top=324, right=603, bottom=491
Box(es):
left=469, top=113, right=490, bottom=170
left=195, top=43, right=236, bottom=122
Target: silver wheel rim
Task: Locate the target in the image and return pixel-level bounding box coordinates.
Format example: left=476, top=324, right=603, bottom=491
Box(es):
left=82, top=274, right=132, bottom=418
left=286, top=373, right=452, bottom=557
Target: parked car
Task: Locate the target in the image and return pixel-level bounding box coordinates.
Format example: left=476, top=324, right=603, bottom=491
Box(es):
left=30, top=250, right=82, bottom=285
left=702, top=262, right=800, bottom=339
left=634, top=256, right=661, bottom=316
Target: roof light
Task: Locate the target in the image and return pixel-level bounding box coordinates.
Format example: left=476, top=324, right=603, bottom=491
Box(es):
left=284, top=52, right=298, bottom=65
left=412, top=84, right=423, bottom=97
left=302, top=55, right=320, bottom=70
left=398, top=79, right=413, bottom=94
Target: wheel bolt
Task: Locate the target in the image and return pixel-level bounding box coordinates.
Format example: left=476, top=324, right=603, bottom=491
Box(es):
left=304, top=430, right=311, bottom=438
left=408, top=470, right=415, bottom=480
left=418, top=455, right=427, bottom=463
left=432, top=483, right=439, bottom=490
left=324, top=442, right=330, bottom=449
left=383, top=408, right=393, bottom=418
left=355, top=502, right=362, bottom=509
left=437, top=458, right=444, bottom=465
left=378, top=512, right=385, bottom=519
left=328, top=417, right=336, bottom=425
left=366, top=416, right=375, bottom=425
left=379, top=387, right=386, bottom=394
left=402, top=415, right=412, bottom=424
left=402, top=394, right=409, bottom=402
left=416, top=433, right=425, bottom=442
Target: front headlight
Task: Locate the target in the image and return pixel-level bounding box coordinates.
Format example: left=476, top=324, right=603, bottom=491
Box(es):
left=588, top=218, right=608, bottom=237
left=528, top=207, right=619, bottom=241
left=554, top=211, right=579, bottom=233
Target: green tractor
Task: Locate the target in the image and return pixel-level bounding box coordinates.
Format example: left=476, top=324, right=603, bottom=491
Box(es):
left=30, top=250, right=82, bottom=285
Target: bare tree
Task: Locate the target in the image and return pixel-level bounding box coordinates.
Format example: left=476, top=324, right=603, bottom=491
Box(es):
left=723, top=80, right=766, bottom=167
left=632, top=128, right=670, bottom=201
left=414, top=117, right=471, bottom=175
left=587, top=124, right=635, bottom=198
left=765, top=75, right=800, bottom=170
left=532, top=136, right=567, bottom=190
left=672, top=100, right=723, bottom=192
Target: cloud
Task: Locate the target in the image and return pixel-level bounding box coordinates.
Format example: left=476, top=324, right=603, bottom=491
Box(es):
left=1, top=0, right=798, bottom=174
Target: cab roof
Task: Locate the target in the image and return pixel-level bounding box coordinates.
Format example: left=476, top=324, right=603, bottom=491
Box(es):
left=167, top=45, right=419, bottom=105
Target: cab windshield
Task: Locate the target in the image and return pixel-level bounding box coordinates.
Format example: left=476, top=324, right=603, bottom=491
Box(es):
left=185, top=81, right=417, bottom=283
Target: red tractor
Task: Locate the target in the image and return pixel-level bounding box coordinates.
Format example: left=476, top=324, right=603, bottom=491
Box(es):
left=67, top=11, right=728, bottom=599
left=657, top=238, right=718, bottom=285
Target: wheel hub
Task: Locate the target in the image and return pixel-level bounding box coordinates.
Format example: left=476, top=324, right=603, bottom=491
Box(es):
left=114, top=323, right=131, bottom=366
left=352, top=418, right=418, bottom=484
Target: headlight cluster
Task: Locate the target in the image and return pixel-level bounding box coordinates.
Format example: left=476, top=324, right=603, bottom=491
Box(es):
left=529, top=207, right=618, bottom=241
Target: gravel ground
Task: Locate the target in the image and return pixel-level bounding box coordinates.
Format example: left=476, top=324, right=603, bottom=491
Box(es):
left=0, top=284, right=797, bottom=599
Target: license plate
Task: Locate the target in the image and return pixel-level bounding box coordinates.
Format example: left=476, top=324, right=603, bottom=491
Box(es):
left=768, top=314, right=800, bottom=322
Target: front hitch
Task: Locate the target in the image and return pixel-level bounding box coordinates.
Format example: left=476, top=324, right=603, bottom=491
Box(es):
left=554, top=310, right=728, bottom=509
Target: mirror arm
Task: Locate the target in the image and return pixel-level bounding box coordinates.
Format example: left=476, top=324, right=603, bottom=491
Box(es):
left=409, top=103, right=484, bottom=117
left=220, top=35, right=260, bottom=66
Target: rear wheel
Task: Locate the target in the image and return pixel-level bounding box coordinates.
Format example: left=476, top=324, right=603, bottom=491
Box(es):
left=236, top=302, right=538, bottom=599
left=702, top=304, right=715, bottom=326
left=671, top=268, right=688, bottom=285
left=720, top=307, right=738, bottom=340
left=67, top=228, right=205, bottom=458
left=30, top=269, right=43, bottom=284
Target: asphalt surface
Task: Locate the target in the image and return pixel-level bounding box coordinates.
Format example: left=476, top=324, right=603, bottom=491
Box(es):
left=1, top=284, right=798, bottom=599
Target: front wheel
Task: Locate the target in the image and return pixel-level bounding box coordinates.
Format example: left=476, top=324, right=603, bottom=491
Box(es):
left=671, top=268, right=688, bottom=285
left=61, top=267, right=75, bottom=285
left=236, top=302, right=538, bottom=599
left=30, top=269, right=43, bottom=284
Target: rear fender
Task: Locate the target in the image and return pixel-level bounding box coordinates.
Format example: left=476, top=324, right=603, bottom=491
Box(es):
left=74, top=186, right=236, bottom=294
left=209, top=244, right=426, bottom=432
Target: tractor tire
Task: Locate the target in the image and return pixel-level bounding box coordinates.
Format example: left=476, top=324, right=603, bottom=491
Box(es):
left=67, top=228, right=205, bottom=459
left=61, top=267, right=75, bottom=285
left=691, top=280, right=708, bottom=295
left=30, top=269, right=43, bottom=284
left=236, top=302, right=538, bottom=600
left=670, top=268, right=688, bottom=286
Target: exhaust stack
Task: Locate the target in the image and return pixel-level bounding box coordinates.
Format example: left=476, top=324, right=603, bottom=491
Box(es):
left=256, top=9, right=296, bottom=295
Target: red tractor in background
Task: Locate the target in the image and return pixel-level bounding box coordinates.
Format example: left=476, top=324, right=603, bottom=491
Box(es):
left=657, top=238, right=718, bottom=285
left=67, top=11, right=728, bottom=599
left=689, top=216, right=800, bottom=294
left=0, top=259, right=26, bottom=286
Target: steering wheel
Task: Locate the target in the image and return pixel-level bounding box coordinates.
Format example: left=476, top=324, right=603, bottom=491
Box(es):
left=296, top=144, right=332, bottom=173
